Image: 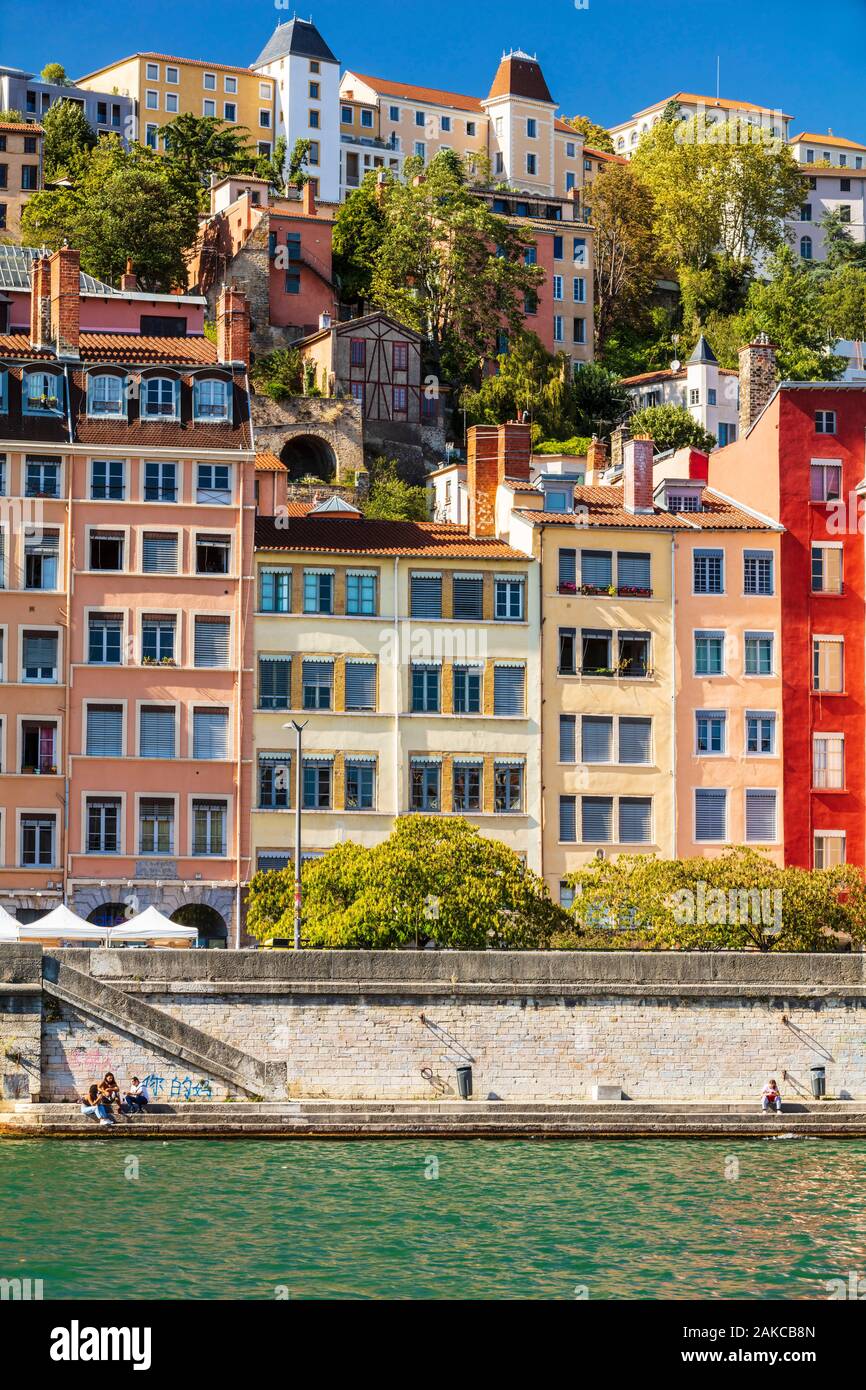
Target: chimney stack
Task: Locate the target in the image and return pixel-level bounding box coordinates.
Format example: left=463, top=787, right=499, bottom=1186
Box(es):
left=302, top=180, right=317, bottom=217
left=216, top=285, right=250, bottom=370
left=466, top=422, right=532, bottom=536
left=120, top=257, right=138, bottom=291
left=738, top=333, right=778, bottom=437
left=610, top=422, right=630, bottom=473
left=49, top=246, right=80, bottom=357
left=29, top=254, right=52, bottom=350
left=623, top=435, right=655, bottom=514
left=585, top=434, right=608, bottom=482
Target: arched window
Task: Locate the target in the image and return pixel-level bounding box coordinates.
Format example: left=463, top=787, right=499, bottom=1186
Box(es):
left=141, top=375, right=179, bottom=419
left=23, top=368, right=63, bottom=415
left=87, top=372, right=126, bottom=417
left=193, top=376, right=231, bottom=422
left=800, top=235, right=813, bottom=260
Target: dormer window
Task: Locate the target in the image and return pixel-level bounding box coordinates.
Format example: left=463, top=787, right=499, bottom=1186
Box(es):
left=665, top=487, right=703, bottom=513
left=141, top=376, right=179, bottom=419
left=23, top=369, right=63, bottom=415
left=87, top=372, right=126, bottom=418
left=193, top=377, right=231, bottom=422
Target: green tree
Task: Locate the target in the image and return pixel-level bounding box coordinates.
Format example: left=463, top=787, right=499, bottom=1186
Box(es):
left=41, top=98, right=97, bottom=181
left=817, top=208, right=866, bottom=272
left=462, top=334, right=627, bottom=440
left=40, top=63, right=70, bottom=85
left=627, top=402, right=716, bottom=453
left=286, top=137, right=313, bottom=188
left=821, top=264, right=866, bottom=344
left=562, top=115, right=614, bottom=153
left=253, top=135, right=288, bottom=195
left=591, top=162, right=658, bottom=351
left=362, top=458, right=428, bottom=520
left=246, top=816, right=564, bottom=948
left=0, top=109, right=25, bottom=124
left=569, top=360, right=629, bottom=437
left=332, top=169, right=390, bottom=305
left=163, top=113, right=252, bottom=190
left=739, top=244, right=846, bottom=379
left=250, top=347, right=304, bottom=400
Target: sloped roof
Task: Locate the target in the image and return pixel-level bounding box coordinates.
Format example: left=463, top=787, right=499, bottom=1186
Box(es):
left=790, top=131, right=866, bottom=151
left=615, top=92, right=793, bottom=126
left=0, top=332, right=217, bottom=364
left=688, top=334, right=718, bottom=365
left=255, top=450, right=286, bottom=472
left=254, top=19, right=338, bottom=68
left=517, top=485, right=775, bottom=530
left=0, top=120, right=43, bottom=135
left=0, top=245, right=116, bottom=296
left=343, top=71, right=483, bottom=114
left=256, top=516, right=527, bottom=558
left=486, top=51, right=554, bottom=104
left=308, top=494, right=361, bottom=514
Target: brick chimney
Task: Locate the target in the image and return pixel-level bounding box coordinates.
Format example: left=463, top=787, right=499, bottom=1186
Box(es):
left=585, top=434, right=608, bottom=482
left=120, top=257, right=138, bottom=291
left=466, top=422, right=532, bottom=536
left=623, top=435, right=655, bottom=514
left=302, top=181, right=316, bottom=217
left=29, top=254, right=52, bottom=350
left=217, top=285, right=250, bottom=369
left=610, top=422, right=630, bottom=473
left=49, top=246, right=80, bottom=357
left=738, top=332, right=778, bottom=436
left=499, top=421, right=531, bottom=482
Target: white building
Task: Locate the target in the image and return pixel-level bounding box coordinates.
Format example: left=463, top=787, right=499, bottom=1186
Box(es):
left=620, top=336, right=739, bottom=447
left=788, top=132, right=866, bottom=264
left=609, top=92, right=792, bottom=158
left=253, top=18, right=341, bottom=205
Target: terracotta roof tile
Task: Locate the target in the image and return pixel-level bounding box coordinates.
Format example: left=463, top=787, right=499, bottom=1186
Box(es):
left=791, top=132, right=866, bottom=151
left=255, top=450, right=286, bottom=472
left=517, top=485, right=775, bottom=531
left=344, top=71, right=483, bottom=114
left=255, top=516, right=527, bottom=558
left=0, top=121, right=43, bottom=134
left=486, top=54, right=554, bottom=104
left=0, top=332, right=218, bottom=365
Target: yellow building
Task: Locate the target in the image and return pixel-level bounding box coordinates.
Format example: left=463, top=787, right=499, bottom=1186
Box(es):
left=76, top=53, right=277, bottom=157
left=251, top=497, right=542, bottom=874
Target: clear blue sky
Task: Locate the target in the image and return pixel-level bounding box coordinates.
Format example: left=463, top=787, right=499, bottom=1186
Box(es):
left=2, top=0, right=865, bottom=142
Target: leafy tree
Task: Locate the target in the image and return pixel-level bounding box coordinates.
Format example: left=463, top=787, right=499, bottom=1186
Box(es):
left=533, top=435, right=592, bottom=456
left=246, top=816, right=564, bottom=948
left=591, top=162, right=658, bottom=351
left=0, top=109, right=25, bottom=123
left=250, top=347, right=304, bottom=400
left=569, top=360, right=629, bottom=436
left=163, top=113, right=252, bottom=190
left=253, top=135, right=288, bottom=195
left=41, top=98, right=97, bottom=180
left=286, top=137, right=312, bottom=188
left=333, top=170, right=390, bottom=305
left=462, top=334, right=627, bottom=440
left=817, top=208, right=866, bottom=273
left=21, top=139, right=200, bottom=291
left=739, top=244, right=846, bottom=379
left=627, top=402, right=716, bottom=453
left=362, top=458, right=428, bottom=520
left=821, top=263, right=866, bottom=344
left=40, top=63, right=70, bottom=85
left=562, top=115, right=614, bottom=153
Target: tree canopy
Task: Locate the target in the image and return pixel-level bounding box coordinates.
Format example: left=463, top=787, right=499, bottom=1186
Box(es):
left=40, top=63, right=70, bottom=85
left=591, top=162, right=659, bottom=352
left=41, top=98, right=97, bottom=181
left=627, top=402, right=716, bottom=454
left=362, top=459, right=428, bottom=520
left=562, top=115, right=614, bottom=153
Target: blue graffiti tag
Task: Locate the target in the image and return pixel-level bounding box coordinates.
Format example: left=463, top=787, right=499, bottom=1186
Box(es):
left=140, top=1074, right=213, bottom=1101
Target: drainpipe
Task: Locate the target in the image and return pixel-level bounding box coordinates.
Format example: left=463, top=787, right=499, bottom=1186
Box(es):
left=536, top=527, right=544, bottom=881
left=61, top=373, right=74, bottom=907
left=670, top=534, right=677, bottom=859
left=234, top=380, right=256, bottom=948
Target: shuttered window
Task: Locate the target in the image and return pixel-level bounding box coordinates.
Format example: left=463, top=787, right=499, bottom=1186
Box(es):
left=302, top=660, right=333, bottom=710
left=259, top=657, right=290, bottom=709
left=744, top=550, right=773, bottom=595
left=493, top=665, right=525, bottom=716
left=617, top=552, right=651, bottom=590
left=582, top=716, right=612, bottom=763
left=193, top=708, right=229, bottom=760
left=558, top=548, right=576, bottom=592
left=22, top=632, right=57, bottom=680
left=745, top=789, right=777, bottom=842
left=582, top=796, right=613, bottom=842
left=260, top=568, right=291, bottom=612
left=259, top=755, right=291, bottom=809
left=194, top=617, right=230, bottom=667
left=619, top=797, right=651, bottom=843
left=142, top=533, right=178, bottom=574
left=581, top=550, right=612, bottom=589
left=695, top=789, right=727, bottom=842
left=410, top=574, right=442, bottom=619
left=619, top=717, right=651, bottom=764
left=86, top=704, right=123, bottom=757
left=813, top=638, right=843, bottom=692
left=559, top=796, right=577, bottom=843
left=139, top=706, right=176, bottom=759
left=345, top=661, right=376, bottom=711
left=452, top=575, right=483, bottom=619
left=559, top=714, right=576, bottom=763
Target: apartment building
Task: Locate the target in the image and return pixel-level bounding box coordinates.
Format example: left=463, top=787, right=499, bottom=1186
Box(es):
left=789, top=133, right=866, bottom=264
left=253, top=18, right=341, bottom=203
left=0, top=120, right=43, bottom=241
left=75, top=53, right=276, bottom=158
left=610, top=92, right=792, bottom=157
left=0, top=249, right=256, bottom=939
left=252, top=493, right=541, bottom=874
left=621, top=335, right=740, bottom=446
left=0, top=64, right=134, bottom=147
left=710, top=338, right=866, bottom=870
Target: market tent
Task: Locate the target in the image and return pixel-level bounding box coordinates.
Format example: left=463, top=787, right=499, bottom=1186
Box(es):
left=18, top=903, right=109, bottom=943
left=108, top=906, right=198, bottom=946
left=0, top=904, right=22, bottom=939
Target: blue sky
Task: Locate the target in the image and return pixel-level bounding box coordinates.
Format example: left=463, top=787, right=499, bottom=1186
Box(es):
left=2, top=0, right=865, bottom=141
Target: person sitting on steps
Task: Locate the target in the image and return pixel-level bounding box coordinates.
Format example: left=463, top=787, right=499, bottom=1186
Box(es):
left=80, top=1084, right=116, bottom=1126
left=761, top=1078, right=783, bottom=1114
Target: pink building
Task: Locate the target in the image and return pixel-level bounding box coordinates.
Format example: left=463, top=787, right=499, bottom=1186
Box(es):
left=0, top=248, right=255, bottom=941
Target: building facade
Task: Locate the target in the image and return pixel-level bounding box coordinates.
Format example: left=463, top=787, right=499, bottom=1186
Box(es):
left=0, top=120, right=43, bottom=241
left=621, top=335, right=740, bottom=446
left=610, top=92, right=792, bottom=157
left=0, top=65, right=134, bottom=146
left=253, top=19, right=341, bottom=203
left=790, top=132, right=866, bottom=266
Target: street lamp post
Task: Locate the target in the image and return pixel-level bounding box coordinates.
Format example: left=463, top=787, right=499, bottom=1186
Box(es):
left=284, top=720, right=308, bottom=950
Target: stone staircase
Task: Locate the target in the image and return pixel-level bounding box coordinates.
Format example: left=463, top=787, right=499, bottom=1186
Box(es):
left=3, top=1099, right=865, bottom=1140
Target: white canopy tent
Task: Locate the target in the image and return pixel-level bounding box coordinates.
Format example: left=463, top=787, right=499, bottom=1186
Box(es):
left=108, top=906, right=198, bottom=946
left=0, top=904, right=23, bottom=939
left=0, top=903, right=109, bottom=943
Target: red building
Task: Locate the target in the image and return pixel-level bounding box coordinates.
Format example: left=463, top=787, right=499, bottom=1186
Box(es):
left=710, top=339, right=866, bottom=869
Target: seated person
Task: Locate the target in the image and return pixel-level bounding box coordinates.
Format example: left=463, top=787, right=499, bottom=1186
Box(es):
left=100, top=1072, right=121, bottom=1113
left=124, top=1078, right=150, bottom=1114
left=81, top=1084, right=115, bottom=1126
left=761, top=1078, right=783, bottom=1113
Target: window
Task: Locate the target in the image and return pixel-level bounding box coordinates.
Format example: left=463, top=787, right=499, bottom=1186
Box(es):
left=813, top=734, right=844, bottom=789
left=552, top=274, right=563, bottom=300
left=259, top=656, right=291, bottom=710
left=494, top=763, right=523, bottom=813
left=25, top=530, right=59, bottom=589
left=142, top=533, right=177, bottom=574
left=694, top=548, right=724, bottom=594
left=813, top=637, right=844, bottom=692
left=146, top=62, right=159, bottom=80
left=493, top=665, right=525, bottom=717
left=746, top=712, right=775, bottom=755
left=558, top=549, right=576, bottom=594
left=91, top=459, right=124, bottom=500
left=308, top=142, right=320, bottom=166
left=814, top=832, right=845, bottom=869
left=553, top=315, right=563, bottom=343
left=696, top=710, right=726, bottom=754
left=392, top=385, right=408, bottom=415
left=308, top=109, right=319, bottom=129
left=812, top=544, right=843, bottom=594
left=557, top=627, right=577, bottom=675
left=88, top=614, right=122, bottom=665
left=139, top=706, right=175, bottom=759
left=196, top=534, right=230, bottom=574
left=139, top=800, right=174, bottom=855
left=411, top=663, right=440, bottom=713
left=414, top=141, right=425, bottom=160
left=689, top=388, right=700, bottom=406
left=349, top=338, right=366, bottom=368
left=86, top=704, right=123, bottom=757
left=695, top=789, right=727, bottom=842
left=21, top=628, right=57, bottom=681
left=619, top=797, right=652, bottom=844
left=194, top=617, right=230, bottom=668
left=619, top=717, right=651, bottom=764
left=573, top=276, right=586, bottom=303
left=815, top=410, right=837, bottom=434
left=559, top=796, right=577, bottom=843
left=582, top=716, right=613, bottom=763
left=145, top=89, right=159, bottom=110
left=800, top=203, right=812, bottom=221
left=89, top=530, right=124, bottom=571
left=302, top=659, right=333, bottom=711
left=452, top=574, right=483, bottom=619
left=582, top=796, right=613, bottom=843
left=744, top=633, right=773, bottom=676
left=193, top=708, right=228, bottom=760
left=259, top=109, right=271, bottom=129
left=141, top=377, right=177, bottom=419
left=144, top=461, right=177, bottom=502
left=194, top=378, right=230, bottom=421
left=453, top=665, right=481, bottom=715
left=87, top=798, right=120, bottom=854
left=167, top=67, right=179, bottom=84
left=810, top=461, right=841, bottom=501
left=25, top=457, right=59, bottom=496
left=617, top=552, right=651, bottom=594
left=494, top=576, right=524, bottom=621
left=718, top=422, right=737, bottom=446
left=142, top=616, right=175, bottom=664
left=145, top=123, right=159, bottom=149
left=744, top=550, right=773, bottom=595
left=345, top=661, right=376, bottom=712
left=695, top=631, right=724, bottom=676
left=192, top=800, right=227, bottom=856
left=526, top=153, right=537, bottom=175
left=746, top=790, right=777, bottom=843
left=453, top=761, right=481, bottom=812
left=708, top=388, right=717, bottom=406
left=410, top=761, right=440, bottom=811
left=581, top=550, right=612, bottom=592
left=224, top=75, right=238, bottom=94
left=21, top=815, right=56, bottom=867
left=87, top=374, right=125, bottom=417
left=581, top=628, right=612, bottom=675
left=259, top=754, right=290, bottom=809
left=618, top=631, right=650, bottom=677
left=573, top=237, right=586, bottom=265
left=410, top=573, right=442, bottom=619
left=389, top=105, right=400, bottom=122
left=260, top=567, right=291, bottom=613
left=19, top=718, right=55, bottom=775
left=196, top=463, right=231, bottom=506
left=203, top=72, right=216, bottom=90
left=345, top=760, right=375, bottom=810
left=303, top=759, right=332, bottom=809
left=303, top=569, right=333, bottom=614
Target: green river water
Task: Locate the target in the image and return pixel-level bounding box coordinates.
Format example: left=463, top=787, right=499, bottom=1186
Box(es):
left=1, top=1138, right=864, bottom=1299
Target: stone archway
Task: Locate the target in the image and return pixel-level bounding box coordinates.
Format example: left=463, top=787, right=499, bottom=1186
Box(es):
left=171, top=904, right=228, bottom=948
left=280, top=433, right=337, bottom=482
left=86, top=902, right=129, bottom=928
left=250, top=394, right=364, bottom=485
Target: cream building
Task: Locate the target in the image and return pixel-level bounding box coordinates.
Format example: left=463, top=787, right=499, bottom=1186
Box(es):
left=610, top=92, right=792, bottom=158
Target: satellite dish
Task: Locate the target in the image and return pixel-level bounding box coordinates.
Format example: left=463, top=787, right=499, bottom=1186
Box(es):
left=670, top=359, right=681, bottom=372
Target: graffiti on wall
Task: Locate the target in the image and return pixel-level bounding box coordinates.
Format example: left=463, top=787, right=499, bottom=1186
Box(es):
left=140, top=1074, right=214, bottom=1101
